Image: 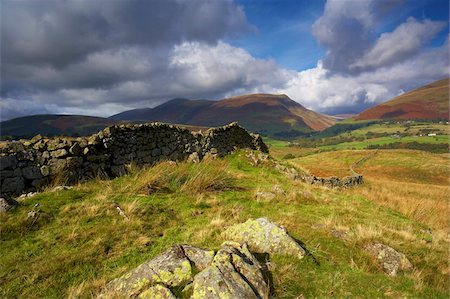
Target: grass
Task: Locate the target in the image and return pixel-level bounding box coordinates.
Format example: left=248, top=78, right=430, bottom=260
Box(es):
left=1, top=150, right=449, bottom=298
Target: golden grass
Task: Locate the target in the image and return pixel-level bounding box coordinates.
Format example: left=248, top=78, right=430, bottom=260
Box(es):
left=291, top=150, right=450, bottom=233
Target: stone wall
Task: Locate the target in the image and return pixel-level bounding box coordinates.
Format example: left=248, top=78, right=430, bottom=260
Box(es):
left=0, top=122, right=268, bottom=199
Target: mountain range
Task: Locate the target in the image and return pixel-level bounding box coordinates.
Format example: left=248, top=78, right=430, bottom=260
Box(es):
left=1, top=78, right=448, bottom=139
left=111, top=94, right=336, bottom=137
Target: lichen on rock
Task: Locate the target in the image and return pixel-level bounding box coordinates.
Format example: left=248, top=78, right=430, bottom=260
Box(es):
left=191, top=241, right=269, bottom=299
left=101, top=244, right=214, bottom=297
left=224, top=218, right=305, bottom=259
left=364, top=242, right=413, bottom=276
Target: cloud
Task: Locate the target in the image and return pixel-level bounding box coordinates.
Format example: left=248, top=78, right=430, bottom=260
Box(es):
left=276, top=37, right=449, bottom=114
left=1, top=0, right=251, bottom=68
left=1, top=41, right=293, bottom=120
left=351, top=18, right=446, bottom=70
left=0, top=0, right=448, bottom=121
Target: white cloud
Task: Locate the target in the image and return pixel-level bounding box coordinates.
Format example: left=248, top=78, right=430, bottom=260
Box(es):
left=351, top=18, right=446, bottom=70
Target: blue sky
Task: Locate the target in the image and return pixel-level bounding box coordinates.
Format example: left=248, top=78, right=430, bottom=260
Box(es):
left=232, top=0, right=448, bottom=71
left=1, top=0, right=449, bottom=120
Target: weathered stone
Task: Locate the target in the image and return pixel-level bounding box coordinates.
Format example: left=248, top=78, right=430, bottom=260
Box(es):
left=0, top=155, right=17, bottom=170
left=181, top=245, right=214, bottom=272
left=32, top=178, right=49, bottom=189
left=152, top=148, right=161, bottom=157
left=272, top=185, right=286, bottom=195
left=224, top=218, right=306, bottom=258
left=30, top=134, right=43, bottom=144
left=22, top=166, right=43, bottom=180
left=0, top=198, right=17, bottom=213
left=104, top=245, right=194, bottom=296
left=364, top=242, right=413, bottom=276
left=51, top=149, right=69, bottom=158
left=191, top=241, right=269, bottom=299
left=111, top=165, right=126, bottom=177
left=138, top=285, right=176, bottom=299
left=2, top=177, right=25, bottom=194
left=40, top=165, right=50, bottom=176
left=69, top=142, right=82, bottom=155
left=187, top=152, right=200, bottom=163
left=255, top=191, right=276, bottom=201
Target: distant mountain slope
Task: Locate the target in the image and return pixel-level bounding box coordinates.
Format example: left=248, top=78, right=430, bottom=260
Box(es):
left=1, top=115, right=120, bottom=139
left=111, top=94, right=336, bottom=137
left=355, top=78, right=449, bottom=120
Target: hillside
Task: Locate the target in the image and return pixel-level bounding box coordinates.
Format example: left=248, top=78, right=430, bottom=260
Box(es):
left=355, top=78, right=449, bottom=121
left=111, top=94, right=336, bottom=137
left=0, top=114, right=120, bottom=139
left=1, top=150, right=448, bottom=298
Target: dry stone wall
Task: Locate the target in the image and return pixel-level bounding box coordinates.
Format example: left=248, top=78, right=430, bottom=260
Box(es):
left=0, top=122, right=268, bottom=199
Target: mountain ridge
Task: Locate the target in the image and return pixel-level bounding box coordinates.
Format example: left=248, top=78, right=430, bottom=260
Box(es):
left=355, top=78, right=449, bottom=121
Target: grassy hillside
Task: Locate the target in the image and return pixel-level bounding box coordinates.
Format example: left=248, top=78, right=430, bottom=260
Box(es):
left=1, top=151, right=449, bottom=298
left=0, top=115, right=120, bottom=139
left=283, top=121, right=449, bottom=154
left=355, top=78, right=449, bottom=121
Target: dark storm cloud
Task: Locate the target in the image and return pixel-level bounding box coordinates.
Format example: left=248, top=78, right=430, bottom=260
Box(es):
left=1, top=0, right=266, bottom=120
left=1, top=0, right=250, bottom=68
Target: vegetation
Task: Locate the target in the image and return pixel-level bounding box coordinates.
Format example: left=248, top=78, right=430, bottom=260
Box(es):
left=1, top=150, right=449, bottom=298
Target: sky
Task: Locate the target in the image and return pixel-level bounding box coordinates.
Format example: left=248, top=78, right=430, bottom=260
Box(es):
left=1, top=0, right=449, bottom=121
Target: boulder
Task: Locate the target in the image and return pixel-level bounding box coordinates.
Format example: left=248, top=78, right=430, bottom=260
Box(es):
left=364, top=242, right=413, bottom=276
left=191, top=241, right=269, bottom=299
left=224, top=218, right=305, bottom=259
left=104, top=245, right=214, bottom=297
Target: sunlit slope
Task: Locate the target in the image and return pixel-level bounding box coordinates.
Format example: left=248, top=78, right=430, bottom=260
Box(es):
left=355, top=78, right=449, bottom=120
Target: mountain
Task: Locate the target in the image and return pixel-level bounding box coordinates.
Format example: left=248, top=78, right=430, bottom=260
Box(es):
left=0, top=114, right=120, bottom=139
left=111, top=94, right=336, bottom=137
left=355, top=78, right=449, bottom=121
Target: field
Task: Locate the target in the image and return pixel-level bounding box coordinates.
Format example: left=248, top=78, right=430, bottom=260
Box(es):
left=1, top=148, right=449, bottom=298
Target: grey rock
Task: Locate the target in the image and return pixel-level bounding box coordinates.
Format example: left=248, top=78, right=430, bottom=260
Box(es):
left=51, top=149, right=68, bottom=158
left=187, top=152, right=200, bottom=163
left=255, top=191, right=276, bottom=201
left=22, top=166, right=43, bottom=180
left=2, top=176, right=25, bottom=194
left=191, top=241, right=269, bottom=299
left=151, top=148, right=161, bottom=157
left=30, top=134, right=43, bottom=144
left=69, top=142, right=82, bottom=155
left=40, top=165, right=50, bottom=177
left=0, top=155, right=17, bottom=170
left=224, top=218, right=306, bottom=258
left=364, top=242, right=413, bottom=276
left=104, top=245, right=198, bottom=296
left=138, top=285, right=176, bottom=299
left=0, top=198, right=17, bottom=213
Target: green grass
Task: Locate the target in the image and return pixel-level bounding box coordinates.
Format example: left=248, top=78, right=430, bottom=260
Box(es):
left=1, top=151, right=449, bottom=298
left=318, top=135, right=449, bottom=150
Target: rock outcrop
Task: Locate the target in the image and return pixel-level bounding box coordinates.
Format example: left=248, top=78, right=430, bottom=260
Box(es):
left=104, top=245, right=214, bottom=297
left=364, top=242, right=413, bottom=276
left=224, top=218, right=305, bottom=259
left=102, top=218, right=305, bottom=298
left=191, top=242, right=269, bottom=299
left=0, top=122, right=268, bottom=199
